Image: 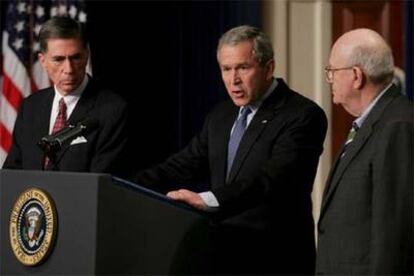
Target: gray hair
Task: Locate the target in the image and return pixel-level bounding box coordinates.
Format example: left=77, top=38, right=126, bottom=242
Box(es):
left=349, top=42, right=394, bottom=86
left=39, top=16, right=88, bottom=53
left=217, top=25, right=274, bottom=66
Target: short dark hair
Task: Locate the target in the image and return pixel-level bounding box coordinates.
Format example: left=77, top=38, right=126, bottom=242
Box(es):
left=217, top=25, right=274, bottom=66
left=39, top=16, right=87, bottom=53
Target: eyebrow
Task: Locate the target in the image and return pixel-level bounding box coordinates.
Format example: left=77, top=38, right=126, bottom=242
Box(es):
left=51, top=53, right=83, bottom=59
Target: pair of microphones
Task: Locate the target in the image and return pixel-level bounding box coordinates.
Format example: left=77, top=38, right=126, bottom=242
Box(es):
left=37, top=118, right=98, bottom=153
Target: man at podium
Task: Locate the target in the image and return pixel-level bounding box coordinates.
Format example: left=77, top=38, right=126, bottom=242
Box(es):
left=133, top=25, right=327, bottom=275
left=2, top=17, right=128, bottom=175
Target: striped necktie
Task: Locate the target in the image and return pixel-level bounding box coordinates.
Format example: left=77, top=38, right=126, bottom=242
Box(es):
left=44, top=98, right=67, bottom=168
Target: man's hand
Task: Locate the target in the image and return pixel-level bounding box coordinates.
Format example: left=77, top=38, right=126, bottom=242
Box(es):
left=167, top=189, right=208, bottom=211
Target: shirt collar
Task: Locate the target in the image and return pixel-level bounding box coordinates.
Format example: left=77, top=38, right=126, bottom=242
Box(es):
left=354, top=81, right=392, bottom=128
left=242, top=78, right=278, bottom=114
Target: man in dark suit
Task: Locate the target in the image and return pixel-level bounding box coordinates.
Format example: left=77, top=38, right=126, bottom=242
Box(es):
left=134, top=25, right=327, bottom=274
left=3, top=17, right=128, bottom=175
left=316, top=29, right=413, bottom=275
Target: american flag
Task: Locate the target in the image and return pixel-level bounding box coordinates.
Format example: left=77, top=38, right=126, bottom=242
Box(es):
left=0, top=0, right=88, bottom=166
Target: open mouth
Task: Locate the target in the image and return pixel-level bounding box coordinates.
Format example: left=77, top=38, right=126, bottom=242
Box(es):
left=231, top=90, right=244, bottom=97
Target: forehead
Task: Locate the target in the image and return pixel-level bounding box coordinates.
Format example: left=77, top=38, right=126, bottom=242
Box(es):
left=45, top=38, right=85, bottom=55
left=329, top=40, right=352, bottom=66
left=218, top=41, right=254, bottom=63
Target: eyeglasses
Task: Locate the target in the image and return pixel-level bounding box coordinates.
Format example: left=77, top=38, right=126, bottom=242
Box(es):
left=324, top=66, right=354, bottom=82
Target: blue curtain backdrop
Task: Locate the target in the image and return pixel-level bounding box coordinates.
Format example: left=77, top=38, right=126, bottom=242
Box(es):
left=86, top=1, right=262, bottom=173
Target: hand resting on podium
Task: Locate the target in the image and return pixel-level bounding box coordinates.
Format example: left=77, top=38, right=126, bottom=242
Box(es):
left=167, top=189, right=208, bottom=211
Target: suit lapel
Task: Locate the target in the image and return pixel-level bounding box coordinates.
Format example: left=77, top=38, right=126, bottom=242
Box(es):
left=33, top=89, right=54, bottom=168
left=320, top=123, right=374, bottom=214
left=55, top=80, right=97, bottom=161
left=320, top=85, right=400, bottom=219
left=66, top=80, right=96, bottom=125
left=227, top=79, right=289, bottom=182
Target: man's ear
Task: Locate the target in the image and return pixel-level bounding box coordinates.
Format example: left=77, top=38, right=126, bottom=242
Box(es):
left=353, top=66, right=365, bottom=89
left=38, top=52, right=46, bottom=67
left=265, top=59, right=275, bottom=80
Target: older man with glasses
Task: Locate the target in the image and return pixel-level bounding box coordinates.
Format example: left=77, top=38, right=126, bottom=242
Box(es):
left=316, top=28, right=413, bottom=275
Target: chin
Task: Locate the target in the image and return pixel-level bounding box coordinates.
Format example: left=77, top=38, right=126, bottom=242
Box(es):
left=232, top=99, right=248, bottom=107
left=332, top=96, right=340, bottom=105
left=59, top=86, right=75, bottom=94
left=64, top=86, right=75, bottom=92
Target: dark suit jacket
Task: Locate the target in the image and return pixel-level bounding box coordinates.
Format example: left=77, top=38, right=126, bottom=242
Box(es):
left=316, top=85, right=414, bottom=275
left=135, top=78, right=328, bottom=274
left=3, top=78, right=128, bottom=176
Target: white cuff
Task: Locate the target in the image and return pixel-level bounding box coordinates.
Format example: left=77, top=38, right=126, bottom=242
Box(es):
left=199, top=191, right=220, bottom=208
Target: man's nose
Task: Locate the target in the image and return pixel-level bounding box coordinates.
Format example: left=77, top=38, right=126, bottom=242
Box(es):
left=62, top=59, right=74, bottom=73
left=231, top=70, right=241, bottom=84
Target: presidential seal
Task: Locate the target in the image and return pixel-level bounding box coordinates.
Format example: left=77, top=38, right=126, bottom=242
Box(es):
left=9, top=188, right=57, bottom=266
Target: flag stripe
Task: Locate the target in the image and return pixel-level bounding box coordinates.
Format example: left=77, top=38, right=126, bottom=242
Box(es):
left=1, top=73, right=24, bottom=111
left=2, top=31, right=32, bottom=98
left=0, top=146, right=8, bottom=168
left=0, top=123, right=12, bottom=152
left=0, top=92, right=18, bottom=134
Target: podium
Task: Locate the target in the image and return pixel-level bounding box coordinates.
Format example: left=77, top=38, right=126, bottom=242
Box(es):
left=0, top=170, right=213, bottom=275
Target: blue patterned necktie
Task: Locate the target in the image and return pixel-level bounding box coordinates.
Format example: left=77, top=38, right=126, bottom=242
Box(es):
left=341, top=122, right=359, bottom=158
left=227, top=107, right=252, bottom=177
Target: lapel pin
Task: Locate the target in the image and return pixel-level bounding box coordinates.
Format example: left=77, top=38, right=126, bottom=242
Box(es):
left=261, top=120, right=268, bottom=124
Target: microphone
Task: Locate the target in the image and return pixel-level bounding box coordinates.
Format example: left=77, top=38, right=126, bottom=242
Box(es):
left=38, top=118, right=99, bottom=153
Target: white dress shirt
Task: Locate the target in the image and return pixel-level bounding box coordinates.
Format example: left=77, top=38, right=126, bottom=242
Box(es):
left=49, top=75, right=88, bottom=134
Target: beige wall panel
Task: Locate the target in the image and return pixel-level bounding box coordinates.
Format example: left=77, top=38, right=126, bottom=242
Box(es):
left=263, top=0, right=332, bottom=238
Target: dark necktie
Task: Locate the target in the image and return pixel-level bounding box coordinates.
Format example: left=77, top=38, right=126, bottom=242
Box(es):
left=341, top=122, right=359, bottom=158
left=227, top=107, right=252, bottom=177
left=52, top=98, right=67, bottom=134
left=44, top=98, right=67, bottom=168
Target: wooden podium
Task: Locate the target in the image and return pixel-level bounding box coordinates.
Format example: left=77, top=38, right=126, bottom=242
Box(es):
left=0, top=169, right=213, bottom=275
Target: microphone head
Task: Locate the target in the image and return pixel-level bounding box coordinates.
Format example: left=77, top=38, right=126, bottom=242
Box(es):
left=37, top=137, right=61, bottom=152
left=37, top=117, right=99, bottom=154
left=37, top=138, right=48, bottom=151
